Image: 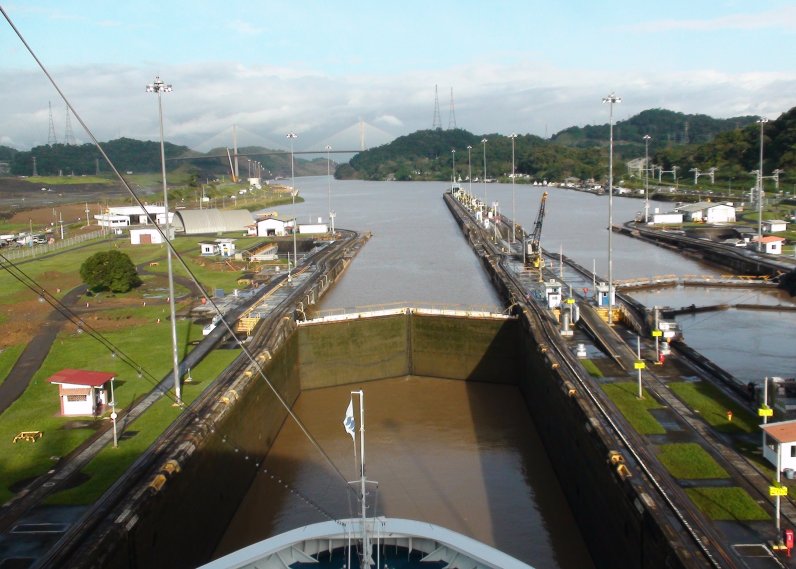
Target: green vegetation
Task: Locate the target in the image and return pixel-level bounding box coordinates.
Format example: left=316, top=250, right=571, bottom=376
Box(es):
left=580, top=359, right=603, bottom=378
left=80, top=250, right=142, bottom=293
left=602, top=382, right=665, bottom=435
left=657, top=443, right=729, bottom=479
left=668, top=381, right=757, bottom=434
left=46, top=348, right=241, bottom=505
left=685, top=487, right=769, bottom=521
left=0, top=345, right=25, bottom=386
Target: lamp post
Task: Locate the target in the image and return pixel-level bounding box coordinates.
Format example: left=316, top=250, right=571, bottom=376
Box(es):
left=451, top=148, right=456, bottom=189
left=325, top=145, right=334, bottom=234
left=510, top=133, right=517, bottom=244
left=467, top=145, right=473, bottom=203
left=146, top=76, right=181, bottom=404
left=481, top=138, right=488, bottom=217
left=643, top=134, right=651, bottom=223
left=602, top=93, right=621, bottom=326
left=287, top=132, right=298, bottom=267
left=109, top=376, right=117, bottom=448
left=757, top=117, right=768, bottom=250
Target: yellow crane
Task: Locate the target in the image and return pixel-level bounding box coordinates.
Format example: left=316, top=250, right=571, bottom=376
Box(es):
left=525, top=191, right=548, bottom=269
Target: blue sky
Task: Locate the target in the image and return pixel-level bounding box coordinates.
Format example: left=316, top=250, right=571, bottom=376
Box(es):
left=1, top=1, right=795, bottom=151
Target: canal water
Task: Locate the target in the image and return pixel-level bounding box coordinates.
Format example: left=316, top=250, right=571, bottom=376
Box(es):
left=216, top=377, right=594, bottom=569
left=224, top=177, right=794, bottom=567
left=275, top=177, right=795, bottom=382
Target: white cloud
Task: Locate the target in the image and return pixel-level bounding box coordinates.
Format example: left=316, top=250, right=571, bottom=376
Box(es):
left=626, top=5, right=796, bottom=33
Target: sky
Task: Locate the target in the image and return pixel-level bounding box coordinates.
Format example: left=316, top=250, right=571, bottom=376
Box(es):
left=1, top=0, right=795, bottom=153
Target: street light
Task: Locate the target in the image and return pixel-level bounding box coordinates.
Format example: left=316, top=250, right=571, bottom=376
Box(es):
left=467, top=145, right=473, bottom=203
left=325, top=145, right=334, bottom=234
left=757, top=117, right=768, bottom=250
left=510, top=133, right=517, bottom=244
left=146, top=75, right=181, bottom=404
left=451, top=148, right=456, bottom=189
left=109, top=376, right=117, bottom=448
left=287, top=132, right=298, bottom=267
left=602, top=92, right=621, bottom=326
left=643, top=134, right=651, bottom=223
left=481, top=138, right=488, bottom=217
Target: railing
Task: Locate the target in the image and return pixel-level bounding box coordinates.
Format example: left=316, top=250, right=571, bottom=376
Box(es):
left=0, top=230, right=108, bottom=261
left=302, top=302, right=508, bottom=324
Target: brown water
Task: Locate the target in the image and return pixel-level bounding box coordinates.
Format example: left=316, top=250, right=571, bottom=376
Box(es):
left=216, top=376, right=594, bottom=569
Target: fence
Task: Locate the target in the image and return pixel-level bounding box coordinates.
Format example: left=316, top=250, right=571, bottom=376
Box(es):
left=0, top=230, right=108, bottom=261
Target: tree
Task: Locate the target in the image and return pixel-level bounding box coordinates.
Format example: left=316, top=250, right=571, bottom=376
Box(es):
left=80, top=250, right=142, bottom=293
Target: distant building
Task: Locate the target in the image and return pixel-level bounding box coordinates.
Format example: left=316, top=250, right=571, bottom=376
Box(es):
left=247, top=243, right=279, bottom=261
left=651, top=212, right=684, bottom=225
left=298, top=222, right=328, bottom=234
left=48, top=369, right=115, bottom=416
left=130, top=228, right=165, bottom=245
left=172, top=209, right=254, bottom=235
left=96, top=205, right=168, bottom=227
left=251, top=218, right=288, bottom=237
left=763, top=220, right=788, bottom=233
left=199, top=238, right=237, bottom=257
left=675, top=202, right=736, bottom=223
left=752, top=235, right=785, bottom=255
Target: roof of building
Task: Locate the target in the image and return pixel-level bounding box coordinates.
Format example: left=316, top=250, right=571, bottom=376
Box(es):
left=676, top=202, right=734, bottom=213
left=173, top=209, right=254, bottom=235
left=764, top=219, right=788, bottom=225
left=48, top=369, right=115, bottom=387
left=761, top=420, right=796, bottom=443
left=753, top=236, right=786, bottom=243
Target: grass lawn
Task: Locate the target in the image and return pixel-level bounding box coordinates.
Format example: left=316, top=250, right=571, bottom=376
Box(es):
left=602, top=381, right=666, bottom=435
left=657, top=443, right=729, bottom=479
left=580, top=359, right=603, bottom=378
left=0, top=345, right=25, bottom=386
left=686, top=487, right=770, bottom=521
left=0, top=315, right=201, bottom=504
left=668, top=380, right=757, bottom=434
left=46, top=347, right=241, bottom=505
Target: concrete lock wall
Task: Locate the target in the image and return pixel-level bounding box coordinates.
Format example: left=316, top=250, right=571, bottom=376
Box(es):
left=93, top=310, right=686, bottom=569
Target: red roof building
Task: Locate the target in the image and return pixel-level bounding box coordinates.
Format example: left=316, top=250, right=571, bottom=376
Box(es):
left=48, top=369, right=116, bottom=416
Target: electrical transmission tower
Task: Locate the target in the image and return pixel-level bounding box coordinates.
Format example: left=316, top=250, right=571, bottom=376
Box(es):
left=432, top=84, right=442, bottom=130
left=64, top=105, right=76, bottom=145
left=47, top=101, right=58, bottom=145
left=448, top=87, right=457, bottom=130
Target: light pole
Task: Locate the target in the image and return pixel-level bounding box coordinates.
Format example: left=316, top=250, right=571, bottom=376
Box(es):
left=602, top=93, right=621, bottom=326
left=325, top=145, right=334, bottom=234
left=757, top=117, right=768, bottom=250
left=451, top=148, right=456, bottom=189
left=146, top=76, right=181, bottom=404
left=481, top=138, right=488, bottom=217
left=467, top=145, right=473, bottom=203
left=109, top=376, right=117, bottom=448
left=287, top=132, right=298, bottom=266
left=643, top=134, right=651, bottom=223
left=510, top=133, right=517, bottom=244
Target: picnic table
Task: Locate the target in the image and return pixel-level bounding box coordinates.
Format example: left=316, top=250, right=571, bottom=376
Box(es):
left=13, top=431, right=42, bottom=443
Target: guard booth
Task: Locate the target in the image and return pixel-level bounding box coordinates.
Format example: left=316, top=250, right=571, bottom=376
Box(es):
left=544, top=279, right=563, bottom=309
left=595, top=282, right=614, bottom=308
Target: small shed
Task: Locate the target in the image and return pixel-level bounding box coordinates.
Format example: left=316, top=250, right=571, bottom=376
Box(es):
left=48, top=369, right=115, bottom=416
left=763, top=220, right=788, bottom=233
left=752, top=235, right=785, bottom=255
left=675, top=202, right=736, bottom=223
left=199, top=241, right=218, bottom=256
left=761, top=420, right=796, bottom=472
left=130, top=227, right=164, bottom=245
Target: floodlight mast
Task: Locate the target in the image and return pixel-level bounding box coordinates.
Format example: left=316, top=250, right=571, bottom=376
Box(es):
left=146, top=75, right=181, bottom=404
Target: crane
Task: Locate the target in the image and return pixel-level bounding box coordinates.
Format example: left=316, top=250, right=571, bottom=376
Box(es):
left=525, top=191, right=548, bottom=269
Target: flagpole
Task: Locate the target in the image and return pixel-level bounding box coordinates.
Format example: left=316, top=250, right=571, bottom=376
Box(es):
left=355, top=389, right=372, bottom=566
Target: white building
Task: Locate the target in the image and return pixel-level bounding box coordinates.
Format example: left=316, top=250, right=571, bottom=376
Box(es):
left=130, top=228, right=165, bottom=245
left=651, top=212, right=684, bottom=225
left=48, top=369, right=115, bottom=416
left=199, top=238, right=237, bottom=257
left=763, top=220, right=788, bottom=233
left=752, top=235, right=785, bottom=255
left=761, top=420, right=796, bottom=472
left=95, top=205, right=169, bottom=227
left=298, top=223, right=328, bottom=234
left=251, top=218, right=288, bottom=237
left=675, top=202, right=736, bottom=223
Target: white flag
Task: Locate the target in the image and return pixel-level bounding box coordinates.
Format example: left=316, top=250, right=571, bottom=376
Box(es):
left=343, top=399, right=356, bottom=441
